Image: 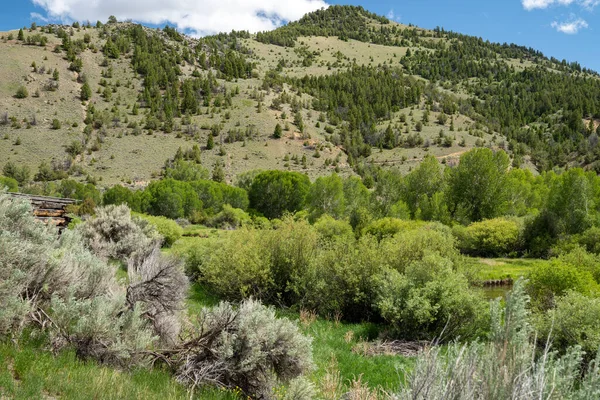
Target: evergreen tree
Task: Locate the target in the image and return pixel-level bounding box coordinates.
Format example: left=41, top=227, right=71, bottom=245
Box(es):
left=273, top=123, right=283, bottom=139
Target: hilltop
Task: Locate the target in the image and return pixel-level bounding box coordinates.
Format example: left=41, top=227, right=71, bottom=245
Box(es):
left=0, top=5, right=599, bottom=189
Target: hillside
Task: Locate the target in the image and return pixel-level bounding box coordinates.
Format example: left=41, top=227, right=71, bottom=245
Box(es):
left=0, top=5, right=599, bottom=190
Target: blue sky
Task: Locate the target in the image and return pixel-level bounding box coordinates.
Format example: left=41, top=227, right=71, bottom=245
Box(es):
left=2, top=0, right=598, bottom=72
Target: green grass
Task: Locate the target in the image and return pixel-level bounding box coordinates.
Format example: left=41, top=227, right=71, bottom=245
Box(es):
left=467, top=257, right=541, bottom=281
left=0, top=334, right=236, bottom=400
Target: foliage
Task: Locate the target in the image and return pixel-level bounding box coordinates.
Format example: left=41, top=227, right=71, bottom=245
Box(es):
left=144, top=179, right=203, bottom=219
left=15, top=86, right=28, bottom=99
left=394, top=279, right=600, bottom=399
left=175, top=300, right=313, bottom=399
left=134, top=213, right=183, bottom=247
left=447, top=148, right=510, bottom=223
left=0, top=175, right=18, bottom=192
left=536, top=291, right=600, bottom=359
left=374, top=253, right=487, bottom=341
left=526, top=259, right=599, bottom=310
left=78, top=204, right=161, bottom=261
left=453, top=217, right=523, bottom=257
left=249, top=170, right=311, bottom=219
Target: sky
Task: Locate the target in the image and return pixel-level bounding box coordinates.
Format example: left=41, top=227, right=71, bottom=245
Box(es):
left=1, top=0, right=598, bottom=72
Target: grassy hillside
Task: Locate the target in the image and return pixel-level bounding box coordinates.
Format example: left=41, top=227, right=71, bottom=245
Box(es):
left=5, top=5, right=596, bottom=189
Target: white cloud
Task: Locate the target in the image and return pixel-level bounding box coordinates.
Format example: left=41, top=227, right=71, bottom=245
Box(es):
left=551, top=17, right=589, bottom=33
left=30, top=0, right=329, bottom=36
left=386, top=9, right=401, bottom=22
left=30, top=12, right=49, bottom=23
left=522, top=0, right=599, bottom=10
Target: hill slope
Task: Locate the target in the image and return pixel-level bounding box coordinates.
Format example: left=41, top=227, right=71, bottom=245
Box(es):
left=0, top=5, right=599, bottom=189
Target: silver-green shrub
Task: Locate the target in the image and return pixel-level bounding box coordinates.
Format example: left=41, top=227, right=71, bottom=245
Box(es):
left=175, top=299, right=313, bottom=399
left=127, top=247, right=189, bottom=345
left=393, top=280, right=600, bottom=400
left=78, top=204, right=161, bottom=261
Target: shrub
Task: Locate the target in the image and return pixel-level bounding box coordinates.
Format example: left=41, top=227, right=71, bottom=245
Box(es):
left=199, top=229, right=273, bottom=300
left=394, top=280, right=600, bottom=399
left=52, top=119, right=61, bottom=129
left=313, top=214, right=353, bottom=242
left=526, top=260, right=599, bottom=310
left=77, top=205, right=161, bottom=261
left=0, top=175, right=18, bottom=192
left=144, top=179, right=202, bottom=219
left=374, top=253, right=488, bottom=341
left=134, top=213, right=183, bottom=247
left=536, top=291, right=600, bottom=358
left=298, top=234, right=385, bottom=320
left=380, top=223, right=458, bottom=273
left=453, top=217, right=523, bottom=257
left=127, top=247, right=188, bottom=345
left=15, top=86, right=28, bottom=99
left=362, top=217, right=424, bottom=241
left=175, top=300, right=313, bottom=398
left=206, top=204, right=251, bottom=229
left=49, top=294, right=155, bottom=367
left=249, top=170, right=311, bottom=219
left=0, top=193, right=154, bottom=366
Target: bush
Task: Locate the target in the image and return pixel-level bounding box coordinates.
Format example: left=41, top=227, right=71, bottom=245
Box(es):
left=249, top=170, right=310, bottom=219
left=374, top=253, right=488, bottom=341
left=206, top=204, right=251, bottom=229
left=380, top=223, right=458, bottom=273
left=527, top=259, right=599, bottom=310
left=362, top=217, right=424, bottom=241
left=175, top=300, right=313, bottom=398
left=199, top=229, right=273, bottom=300
left=127, top=247, right=188, bottom=345
left=395, top=280, right=600, bottom=399
left=15, top=86, right=28, bottom=99
left=52, top=119, right=61, bottom=130
left=298, top=234, right=384, bottom=320
left=78, top=205, right=161, bottom=261
left=536, top=291, right=600, bottom=358
left=453, top=217, right=523, bottom=257
left=134, top=213, right=183, bottom=247
left=313, top=214, right=353, bottom=242
left=0, top=175, right=18, bottom=192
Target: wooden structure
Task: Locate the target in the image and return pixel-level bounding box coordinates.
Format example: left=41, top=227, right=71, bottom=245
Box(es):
left=7, top=193, right=78, bottom=230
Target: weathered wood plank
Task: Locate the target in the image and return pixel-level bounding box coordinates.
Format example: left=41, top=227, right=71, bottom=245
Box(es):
left=33, top=209, right=66, bottom=217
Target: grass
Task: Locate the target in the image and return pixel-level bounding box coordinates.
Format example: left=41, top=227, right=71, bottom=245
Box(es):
left=0, top=333, right=236, bottom=400
left=187, top=283, right=411, bottom=394
left=467, top=257, right=542, bottom=281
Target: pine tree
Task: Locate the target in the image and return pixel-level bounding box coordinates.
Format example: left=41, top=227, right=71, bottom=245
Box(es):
left=206, top=135, right=214, bottom=150
left=18, top=28, right=24, bottom=41
left=80, top=82, right=92, bottom=101
left=273, top=123, right=283, bottom=139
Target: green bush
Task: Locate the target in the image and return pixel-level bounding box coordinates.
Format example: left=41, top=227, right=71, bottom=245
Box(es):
left=0, top=176, right=18, bottom=192
left=527, top=259, right=599, bottom=310
left=374, top=253, right=488, bottom=341
left=453, top=217, right=523, bottom=257
left=199, top=229, right=273, bottom=300
left=298, top=234, right=384, bottom=320
left=313, top=214, right=353, bottom=242
left=206, top=204, right=251, bottom=229
left=51, top=119, right=61, bottom=129
left=536, top=291, right=600, bottom=358
left=362, top=217, right=424, bottom=241
left=134, top=213, right=183, bottom=247
left=380, top=223, right=459, bottom=273
left=15, top=86, right=28, bottom=99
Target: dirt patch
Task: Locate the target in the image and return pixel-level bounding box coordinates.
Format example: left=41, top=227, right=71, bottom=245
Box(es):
left=478, top=258, right=506, bottom=266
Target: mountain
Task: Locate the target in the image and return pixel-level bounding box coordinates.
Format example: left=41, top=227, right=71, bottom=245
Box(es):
left=1, top=5, right=599, bottom=189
